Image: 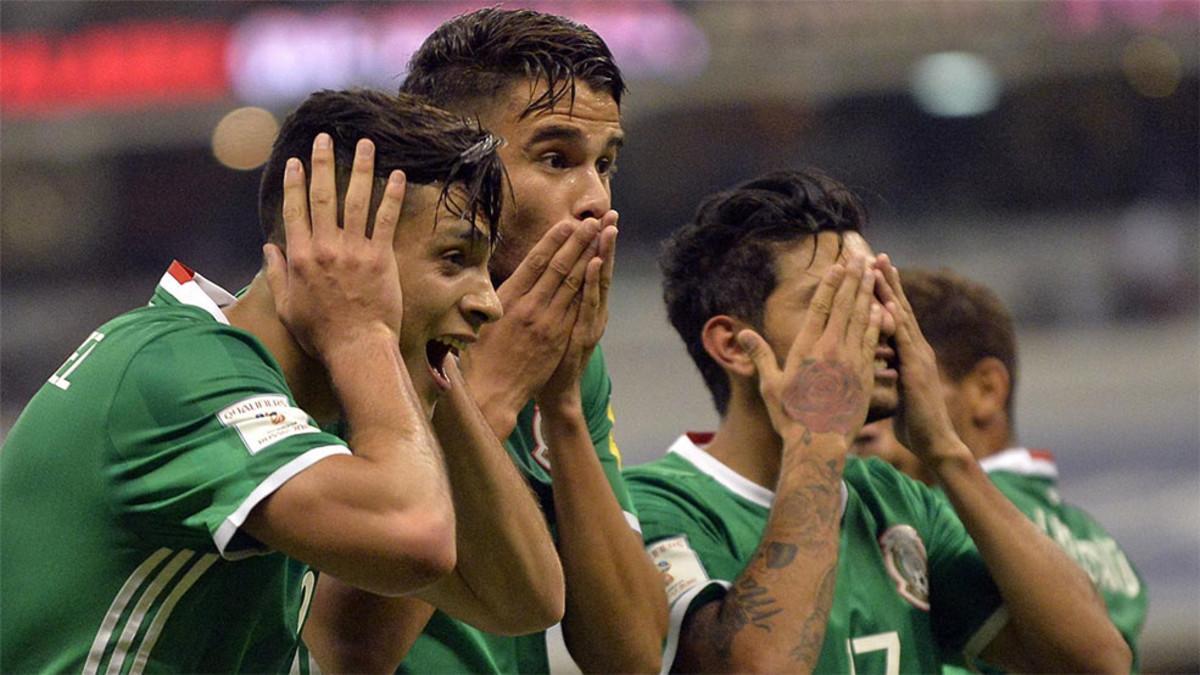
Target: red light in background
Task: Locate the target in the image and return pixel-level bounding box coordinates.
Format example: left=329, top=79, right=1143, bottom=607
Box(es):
left=0, top=21, right=231, bottom=118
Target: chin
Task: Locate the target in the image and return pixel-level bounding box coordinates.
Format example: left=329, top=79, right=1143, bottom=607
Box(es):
left=866, top=385, right=899, bottom=423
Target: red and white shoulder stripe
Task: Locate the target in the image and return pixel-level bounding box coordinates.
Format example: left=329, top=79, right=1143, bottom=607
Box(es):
left=158, top=260, right=238, bottom=325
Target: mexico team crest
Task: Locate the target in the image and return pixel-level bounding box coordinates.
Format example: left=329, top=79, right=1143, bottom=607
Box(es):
left=879, top=525, right=930, bottom=610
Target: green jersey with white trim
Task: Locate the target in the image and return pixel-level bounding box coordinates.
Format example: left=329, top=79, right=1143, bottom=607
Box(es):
left=942, top=447, right=1147, bottom=675
left=399, top=347, right=638, bottom=674
left=0, top=261, right=343, bottom=674
left=625, top=433, right=1006, bottom=674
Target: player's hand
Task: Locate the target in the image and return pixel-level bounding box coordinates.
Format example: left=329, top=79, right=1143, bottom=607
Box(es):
left=459, top=216, right=605, bottom=435
left=536, top=211, right=618, bottom=414
left=738, top=255, right=882, bottom=449
left=873, top=254, right=964, bottom=462
left=263, top=134, right=406, bottom=360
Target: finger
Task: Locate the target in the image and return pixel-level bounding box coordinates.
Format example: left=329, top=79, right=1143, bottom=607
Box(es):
left=342, top=138, right=376, bottom=239
left=863, top=303, right=883, bottom=366
left=597, top=225, right=618, bottom=310
left=574, top=256, right=604, bottom=341
left=308, top=132, right=338, bottom=242
left=825, top=256, right=865, bottom=337
left=548, top=229, right=601, bottom=311
left=878, top=254, right=914, bottom=316
left=262, top=244, right=288, bottom=310
left=370, top=170, right=407, bottom=246
left=737, top=329, right=781, bottom=382
left=533, top=219, right=601, bottom=305
left=499, top=222, right=573, bottom=297
left=280, top=158, right=311, bottom=247
left=846, top=262, right=877, bottom=342
left=600, top=209, right=619, bottom=230
left=794, top=263, right=845, bottom=353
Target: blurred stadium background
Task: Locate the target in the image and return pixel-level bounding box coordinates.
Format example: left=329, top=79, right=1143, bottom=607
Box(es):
left=2, top=1, right=1196, bottom=669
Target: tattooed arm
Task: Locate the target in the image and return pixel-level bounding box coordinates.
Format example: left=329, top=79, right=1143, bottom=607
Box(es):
left=676, top=258, right=883, bottom=673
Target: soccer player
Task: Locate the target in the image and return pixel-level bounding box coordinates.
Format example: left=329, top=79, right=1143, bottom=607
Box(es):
left=854, top=266, right=1147, bottom=670
left=304, top=8, right=667, bottom=674
left=0, top=90, right=562, bottom=672
left=625, top=169, right=1131, bottom=672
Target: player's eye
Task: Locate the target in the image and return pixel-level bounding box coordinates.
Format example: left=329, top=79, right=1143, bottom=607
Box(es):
left=441, top=251, right=467, bottom=269
left=540, top=152, right=569, bottom=170
left=597, top=157, right=618, bottom=177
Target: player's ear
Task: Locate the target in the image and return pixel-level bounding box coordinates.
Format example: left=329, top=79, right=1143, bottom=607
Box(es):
left=963, top=357, right=1010, bottom=426
left=701, top=315, right=756, bottom=379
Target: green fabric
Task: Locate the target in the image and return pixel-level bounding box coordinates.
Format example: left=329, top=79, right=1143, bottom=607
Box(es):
left=944, top=454, right=1146, bottom=675
left=0, top=268, right=340, bottom=673
left=625, top=437, right=1006, bottom=673
left=400, top=346, right=634, bottom=674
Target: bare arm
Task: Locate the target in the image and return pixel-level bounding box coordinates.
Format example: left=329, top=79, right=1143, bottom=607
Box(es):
left=877, top=256, right=1131, bottom=674
left=243, top=136, right=455, bottom=597
left=526, top=220, right=666, bottom=673
left=677, top=258, right=882, bottom=673
left=304, top=357, right=566, bottom=672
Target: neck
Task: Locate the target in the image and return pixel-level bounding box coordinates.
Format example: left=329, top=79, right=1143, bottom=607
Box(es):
left=961, top=420, right=1014, bottom=461
left=704, top=388, right=784, bottom=492
left=224, top=274, right=340, bottom=425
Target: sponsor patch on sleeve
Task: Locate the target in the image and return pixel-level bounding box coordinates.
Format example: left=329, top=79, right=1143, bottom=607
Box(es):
left=217, top=395, right=320, bottom=455
left=647, top=535, right=711, bottom=607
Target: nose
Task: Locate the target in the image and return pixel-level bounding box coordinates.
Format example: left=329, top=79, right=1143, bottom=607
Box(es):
left=463, top=281, right=503, bottom=330
left=572, top=169, right=611, bottom=221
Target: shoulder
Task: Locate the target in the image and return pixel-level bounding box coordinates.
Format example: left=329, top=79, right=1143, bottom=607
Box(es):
left=625, top=455, right=730, bottom=527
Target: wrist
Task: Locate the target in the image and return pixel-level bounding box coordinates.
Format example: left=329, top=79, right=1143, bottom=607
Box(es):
left=924, top=437, right=974, bottom=476
left=318, top=324, right=399, bottom=366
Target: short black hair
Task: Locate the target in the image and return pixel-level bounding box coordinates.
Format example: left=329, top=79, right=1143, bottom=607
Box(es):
left=258, top=89, right=505, bottom=246
left=661, top=169, right=869, bottom=416
left=900, top=267, right=1019, bottom=418
left=400, top=7, right=625, bottom=118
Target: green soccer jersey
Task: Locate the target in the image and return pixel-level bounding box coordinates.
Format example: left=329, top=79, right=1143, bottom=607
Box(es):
left=1, top=261, right=343, bottom=674
left=625, top=433, right=1007, bottom=674
left=941, top=447, right=1147, bottom=674
left=398, top=347, right=638, bottom=674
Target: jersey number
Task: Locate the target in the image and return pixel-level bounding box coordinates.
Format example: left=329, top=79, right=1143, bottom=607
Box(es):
left=846, top=631, right=900, bottom=675
left=49, top=331, right=105, bottom=390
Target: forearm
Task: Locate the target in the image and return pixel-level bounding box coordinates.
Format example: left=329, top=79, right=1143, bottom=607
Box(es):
left=677, top=439, right=844, bottom=673
left=541, top=407, right=666, bottom=673
left=326, top=332, right=449, bottom=508
left=248, top=335, right=455, bottom=596
left=304, top=575, right=435, bottom=674
left=932, top=442, right=1130, bottom=673
left=416, top=377, right=563, bottom=634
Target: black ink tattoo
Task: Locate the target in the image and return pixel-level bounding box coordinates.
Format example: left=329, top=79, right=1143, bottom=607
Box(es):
left=765, top=542, right=798, bottom=569
left=790, top=566, right=838, bottom=665
left=781, top=358, right=865, bottom=440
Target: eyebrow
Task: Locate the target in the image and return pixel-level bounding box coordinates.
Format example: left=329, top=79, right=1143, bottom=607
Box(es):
left=439, top=221, right=491, bottom=244
left=525, top=124, right=625, bottom=151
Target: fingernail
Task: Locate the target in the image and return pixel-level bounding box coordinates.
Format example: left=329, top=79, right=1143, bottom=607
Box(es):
left=285, top=158, right=299, bottom=175
left=358, top=138, right=373, bottom=157
left=315, top=133, right=331, bottom=150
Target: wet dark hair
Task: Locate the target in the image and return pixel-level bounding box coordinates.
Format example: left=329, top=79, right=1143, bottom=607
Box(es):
left=258, top=89, right=505, bottom=246
left=400, top=7, right=624, bottom=118
left=900, top=267, right=1019, bottom=419
left=661, top=169, right=869, bottom=416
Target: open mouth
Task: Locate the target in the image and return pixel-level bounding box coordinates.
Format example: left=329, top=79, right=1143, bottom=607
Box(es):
left=874, top=345, right=899, bottom=379
left=425, top=337, right=468, bottom=391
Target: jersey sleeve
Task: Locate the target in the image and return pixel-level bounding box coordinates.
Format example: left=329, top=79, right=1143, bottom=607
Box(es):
left=628, top=477, right=738, bottom=674
left=106, top=325, right=349, bottom=560
left=582, top=347, right=640, bottom=532
left=915, top=478, right=1008, bottom=665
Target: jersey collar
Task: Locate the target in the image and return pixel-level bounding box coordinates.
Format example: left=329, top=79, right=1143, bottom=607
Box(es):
left=671, top=432, right=849, bottom=519
left=978, top=447, right=1058, bottom=480
left=154, top=260, right=238, bottom=325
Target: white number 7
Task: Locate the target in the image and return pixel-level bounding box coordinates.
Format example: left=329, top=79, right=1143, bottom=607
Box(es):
left=846, top=631, right=900, bottom=675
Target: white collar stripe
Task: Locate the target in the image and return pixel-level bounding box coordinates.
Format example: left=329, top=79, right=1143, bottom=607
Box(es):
left=978, top=447, right=1058, bottom=479
left=668, top=434, right=849, bottom=519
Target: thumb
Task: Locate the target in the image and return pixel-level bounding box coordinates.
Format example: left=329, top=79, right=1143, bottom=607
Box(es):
left=737, top=329, right=779, bottom=379
left=262, top=244, right=287, bottom=308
